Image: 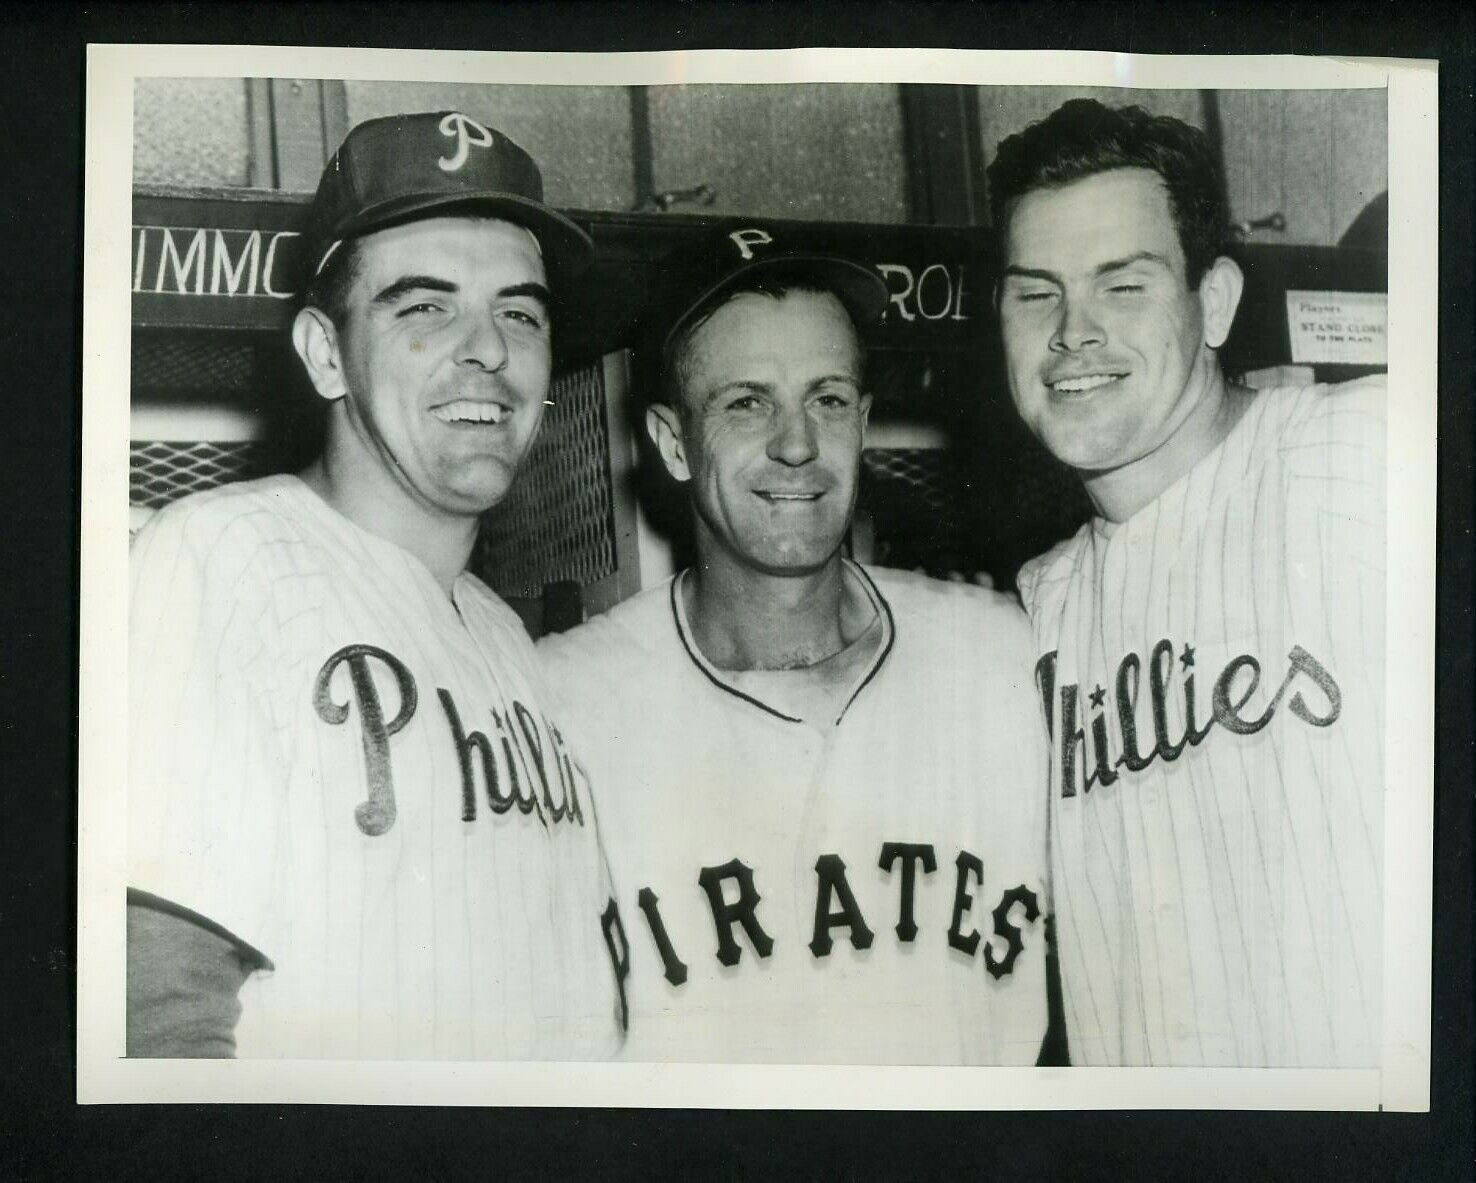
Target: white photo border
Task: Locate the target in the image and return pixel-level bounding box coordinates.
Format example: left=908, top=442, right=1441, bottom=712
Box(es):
left=78, top=44, right=1438, bottom=1111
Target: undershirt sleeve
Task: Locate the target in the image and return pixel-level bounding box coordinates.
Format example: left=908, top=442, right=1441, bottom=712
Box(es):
left=126, top=894, right=265, bottom=1058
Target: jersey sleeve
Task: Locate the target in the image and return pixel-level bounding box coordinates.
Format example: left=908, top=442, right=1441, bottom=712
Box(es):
left=126, top=897, right=254, bottom=1057
left=1268, top=378, right=1388, bottom=1063
left=1014, top=527, right=1091, bottom=652
left=128, top=506, right=291, bottom=965
left=1281, top=376, right=1386, bottom=568
left=961, top=589, right=1053, bottom=1059
left=535, top=618, right=626, bottom=781
left=981, top=592, right=1053, bottom=920
left=1015, top=555, right=1045, bottom=617
left=1279, top=376, right=1387, bottom=740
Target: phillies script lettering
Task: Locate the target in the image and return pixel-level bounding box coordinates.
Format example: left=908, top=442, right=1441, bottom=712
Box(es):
left=633, top=846, right=1039, bottom=986
left=1035, top=640, right=1342, bottom=799
left=312, top=644, right=588, bottom=837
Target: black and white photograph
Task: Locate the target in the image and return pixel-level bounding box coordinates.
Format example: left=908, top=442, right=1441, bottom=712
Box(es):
left=77, top=45, right=1437, bottom=1109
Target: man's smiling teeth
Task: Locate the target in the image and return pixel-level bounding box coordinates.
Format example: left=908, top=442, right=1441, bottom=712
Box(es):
left=432, top=400, right=508, bottom=424
left=1050, top=374, right=1123, bottom=394
left=757, top=492, right=821, bottom=501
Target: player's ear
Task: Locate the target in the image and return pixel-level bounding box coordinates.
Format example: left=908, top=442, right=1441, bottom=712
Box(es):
left=646, top=402, right=691, bottom=483
left=292, top=306, right=349, bottom=402
left=859, top=391, right=873, bottom=433
left=1199, top=255, right=1245, bottom=351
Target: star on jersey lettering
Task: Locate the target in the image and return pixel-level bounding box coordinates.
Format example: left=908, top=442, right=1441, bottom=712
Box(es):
left=1089, top=685, right=1106, bottom=709
left=1180, top=644, right=1196, bottom=671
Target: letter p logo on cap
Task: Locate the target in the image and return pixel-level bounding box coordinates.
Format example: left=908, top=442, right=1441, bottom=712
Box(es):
left=438, top=112, right=495, bottom=173
left=727, top=228, right=773, bottom=261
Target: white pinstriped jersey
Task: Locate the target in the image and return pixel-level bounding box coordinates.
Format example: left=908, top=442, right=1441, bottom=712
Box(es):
left=1018, top=376, right=1386, bottom=1067
left=129, top=475, right=626, bottom=1060
left=538, top=562, right=1049, bottom=1064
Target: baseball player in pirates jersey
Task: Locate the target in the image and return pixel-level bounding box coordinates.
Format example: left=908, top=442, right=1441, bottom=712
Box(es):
left=988, top=100, right=1386, bottom=1066
left=127, top=112, right=629, bottom=1059
left=538, top=227, right=1050, bottom=1064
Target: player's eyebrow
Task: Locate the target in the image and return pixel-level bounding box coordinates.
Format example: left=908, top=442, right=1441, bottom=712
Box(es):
left=498, top=281, right=553, bottom=314
left=701, top=379, right=772, bottom=406
left=806, top=373, right=863, bottom=393
left=370, top=277, right=553, bottom=313
left=371, top=275, right=458, bottom=305
left=1000, top=264, right=1062, bottom=284
left=1001, top=251, right=1173, bottom=283
left=699, top=373, right=862, bottom=408
left=1091, top=250, right=1173, bottom=276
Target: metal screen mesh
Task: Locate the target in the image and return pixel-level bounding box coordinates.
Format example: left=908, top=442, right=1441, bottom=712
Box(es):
left=133, top=334, right=260, bottom=396
left=861, top=448, right=953, bottom=511
left=858, top=447, right=964, bottom=572
left=473, top=362, right=617, bottom=599
left=131, top=440, right=265, bottom=507
left=127, top=362, right=618, bottom=601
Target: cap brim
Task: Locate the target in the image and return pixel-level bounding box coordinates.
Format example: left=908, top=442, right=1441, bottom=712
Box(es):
left=332, top=190, right=595, bottom=295
left=660, top=253, right=891, bottom=356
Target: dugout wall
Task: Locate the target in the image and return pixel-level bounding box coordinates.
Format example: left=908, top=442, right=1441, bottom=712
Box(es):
left=128, top=188, right=1387, bottom=635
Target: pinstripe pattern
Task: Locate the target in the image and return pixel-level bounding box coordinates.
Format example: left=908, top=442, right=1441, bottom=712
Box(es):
left=1018, top=377, right=1386, bottom=1067
left=129, top=475, right=624, bottom=1060
left=539, top=563, right=1050, bottom=1064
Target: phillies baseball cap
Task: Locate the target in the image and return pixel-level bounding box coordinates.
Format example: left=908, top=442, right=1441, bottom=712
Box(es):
left=302, top=110, right=594, bottom=300
left=651, top=224, right=891, bottom=358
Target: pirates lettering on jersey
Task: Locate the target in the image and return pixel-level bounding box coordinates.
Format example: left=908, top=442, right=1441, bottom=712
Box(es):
left=1035, top=639, right=1343, bottom=799
left=632, top=842, right=1040, bottom=986
left=313, top=643, right=589, bottom=835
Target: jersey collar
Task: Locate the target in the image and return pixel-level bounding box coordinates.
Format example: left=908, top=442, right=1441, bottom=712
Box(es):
left=668, top=558, right=896, bottom=727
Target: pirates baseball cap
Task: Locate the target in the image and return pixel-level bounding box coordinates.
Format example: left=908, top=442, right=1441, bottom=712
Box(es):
left=302, top=110, right=594, bottom=300
left=650, top=224, right=891, bottom=359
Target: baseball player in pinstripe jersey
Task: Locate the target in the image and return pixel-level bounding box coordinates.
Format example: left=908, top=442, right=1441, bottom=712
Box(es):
left=538, top=227, right=1051, bottom=1064
left=127, top=112, right=629, bottom=1059
left=989, top=100, right=1386, bottom=1066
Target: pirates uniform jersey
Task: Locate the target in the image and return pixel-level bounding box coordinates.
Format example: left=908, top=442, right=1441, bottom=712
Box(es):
left=128, top=475, right=626, bottom=1060
left=1017, top=376, right=1386, bottom=1067
left=538, top=561, right=1049, bottom=1064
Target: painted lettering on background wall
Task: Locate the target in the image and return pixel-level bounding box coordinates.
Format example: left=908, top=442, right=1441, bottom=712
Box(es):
left=132, top=223, right=976, bottom=328
left=875, top=261, right=973, bottom=323
left=132, top=225, right=299, bottom=299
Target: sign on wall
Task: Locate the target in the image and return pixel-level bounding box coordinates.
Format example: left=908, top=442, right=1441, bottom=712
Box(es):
left=130, top=189, right=988, bottom=356
left=1285, top=290, right=1388, bottom=366
left=133, top=225, right=301, bottom=302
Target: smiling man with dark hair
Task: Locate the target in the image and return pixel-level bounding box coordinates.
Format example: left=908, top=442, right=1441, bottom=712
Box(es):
left=990, top=99, right=1387, bottom=1068
left=127, top=111, right=629, bottom=1060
